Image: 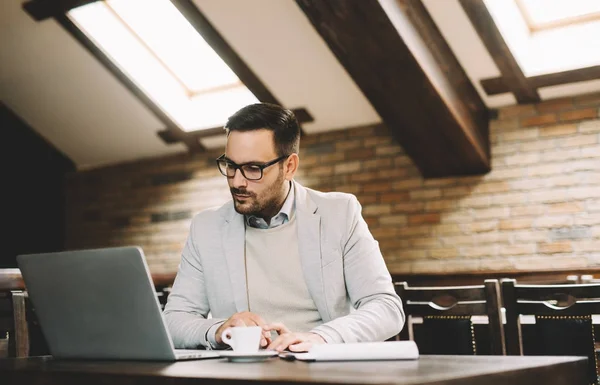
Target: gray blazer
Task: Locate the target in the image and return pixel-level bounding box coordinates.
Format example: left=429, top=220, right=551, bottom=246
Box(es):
left=164, top=181, right=404, bottom=348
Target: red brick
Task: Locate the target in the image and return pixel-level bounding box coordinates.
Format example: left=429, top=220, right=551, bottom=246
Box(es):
left=398, top=226, right=432, bottom=237
left=346, top=148, right=376, bottom=161
left=356, top=194, right=378, bottom=205
left=536, top=98, right=574, bottom=113
left=425, top=200, right=457, bottom=211
left=363, top=182, right=393, bottom=193
left=431, top=224, right=460, bottom=235
left=334, top=161, right=361, bottom=174
left=371, top=227, right=398, bottom=239
left=377, top=168, right=410, bottom=179
left=363, top=158, right=392, bottom=170
left=348, top=125, right=376, bottom=138
left=574, top=92, right=600, bottom=106
left=362, top=204, right=392, bottom=216
left=409, top=189, right=442, bottom=200
left=318, top=130, right=347, bottom=142
left=498, top=104, right=537, bottom=119
left=393, top=179, right=423, bottom=191
left=410, top=237, right=441, bottom=247
left=521, top=114, right=557, bottom=127
left=318, top=152, right=345, bottom=163
left=379, top=192, right=410, bottom=203
left=350, top=173, right=383, bottom=183
left=490, top=118, right=520, bottom=132
left=559, top=108, right=598, bottom=122
left=408, top=213, right=441, bottom=225
left=443, top=186, right=472, bottom=197
left=379, top=215, right=408, bottom=226
left=393, top=202, right=425, bottom=213
left=364, top=137, right=393, bottom=147
left=365, top=217, right=379, bottom=228
left=335, top=139, right=362, bottom=151
left=375, top=145, right=403, bottom=156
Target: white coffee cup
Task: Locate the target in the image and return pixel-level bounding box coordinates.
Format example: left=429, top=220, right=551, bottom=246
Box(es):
left=221, top=326, right=262, bottom=353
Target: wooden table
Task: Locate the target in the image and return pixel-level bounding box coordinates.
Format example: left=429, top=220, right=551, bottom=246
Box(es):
left=0, top=355, right=588, bottom=385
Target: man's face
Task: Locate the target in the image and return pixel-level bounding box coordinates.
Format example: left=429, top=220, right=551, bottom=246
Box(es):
left=225, top=129, right=288, bottom=218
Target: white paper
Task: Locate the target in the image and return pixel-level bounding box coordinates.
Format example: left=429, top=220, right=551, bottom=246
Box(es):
left=282, top=341, right=419, bottom=361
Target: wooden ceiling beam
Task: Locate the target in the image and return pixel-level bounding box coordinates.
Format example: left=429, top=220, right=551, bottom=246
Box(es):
left=459, top=0, right=540, bottom=104
left=296, top=0, right=490, bottom=177
left=481, top=65, right=600, bottom=96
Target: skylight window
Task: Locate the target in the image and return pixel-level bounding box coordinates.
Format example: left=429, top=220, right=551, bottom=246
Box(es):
left=484, top=0, right=600, bottom=77
left=516, top=0, right=600, bottom=32
left=68, top=0, right=258, bottom=132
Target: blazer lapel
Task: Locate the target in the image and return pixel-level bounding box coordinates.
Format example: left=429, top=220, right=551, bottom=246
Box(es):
left=221, top=204, right=248, bottom=312
left=295, top=182, right=332, bottom=322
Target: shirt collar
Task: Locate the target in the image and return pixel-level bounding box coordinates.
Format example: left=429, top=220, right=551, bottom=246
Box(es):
left=246, top=181, right=295, bottom=229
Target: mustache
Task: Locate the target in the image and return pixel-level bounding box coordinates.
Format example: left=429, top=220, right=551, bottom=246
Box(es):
left=230, top=188, right=255, bottom=197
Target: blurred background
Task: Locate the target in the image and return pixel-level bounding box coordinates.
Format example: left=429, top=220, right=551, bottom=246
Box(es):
left=2, top=0, right=600, bottom=284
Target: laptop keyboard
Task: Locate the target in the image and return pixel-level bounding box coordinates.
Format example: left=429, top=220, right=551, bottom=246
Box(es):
left=175, top=349, right=219, bottom=359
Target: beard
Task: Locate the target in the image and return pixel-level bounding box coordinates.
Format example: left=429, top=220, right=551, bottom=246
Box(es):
left=230, top=169, right=286, bottom=218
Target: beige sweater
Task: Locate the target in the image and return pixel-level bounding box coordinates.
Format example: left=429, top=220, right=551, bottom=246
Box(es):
left=245, top=215, right=322, bottom=332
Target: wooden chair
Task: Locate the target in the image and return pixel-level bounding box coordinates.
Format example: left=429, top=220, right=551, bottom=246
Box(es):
left=0, top=290, right=29, bottom=357
left=395, top=279, right=505, bottom=355
left=156, top=287, right=171, bottom=311
left=502, top=278, right=600, bottom=384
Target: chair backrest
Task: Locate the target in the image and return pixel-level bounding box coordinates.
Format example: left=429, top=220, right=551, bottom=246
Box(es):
left=0, top=290, right=29, bottom=357
left=502, top=278, right=600, bottom=384
left=502, top=278, right=600, bottom=353
left=395, top=279, right=505, bottom=355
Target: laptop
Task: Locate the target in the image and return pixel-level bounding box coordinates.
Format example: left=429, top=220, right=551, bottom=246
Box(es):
left=17, top=246, right=219, bottom=361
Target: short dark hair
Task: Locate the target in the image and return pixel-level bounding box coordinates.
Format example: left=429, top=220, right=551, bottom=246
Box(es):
left=224, top=103, right=300, bottom=156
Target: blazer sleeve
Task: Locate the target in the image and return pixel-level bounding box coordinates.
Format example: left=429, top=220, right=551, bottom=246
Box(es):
left=163, top=217, right=226, bottom=349
left=311, top=195, right=405, bottom=343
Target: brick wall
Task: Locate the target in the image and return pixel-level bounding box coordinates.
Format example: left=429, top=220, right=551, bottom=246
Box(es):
left=65, top=92, right=600, bottom=274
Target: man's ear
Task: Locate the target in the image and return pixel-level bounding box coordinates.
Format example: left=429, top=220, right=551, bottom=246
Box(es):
left=285, top=154, right=299, bottom=180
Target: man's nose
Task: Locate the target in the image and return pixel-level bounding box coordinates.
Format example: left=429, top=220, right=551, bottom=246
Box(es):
left=231, top=168, right=247, bottom=187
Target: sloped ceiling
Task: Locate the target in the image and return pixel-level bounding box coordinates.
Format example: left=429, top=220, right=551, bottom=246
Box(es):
left=1, top=0, right=599, bottom=170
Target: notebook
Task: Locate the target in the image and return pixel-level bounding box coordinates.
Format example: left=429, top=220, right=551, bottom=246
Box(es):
left=17, top=246, right=219, bottom=361
left=279, top=340, right=419, bottom=361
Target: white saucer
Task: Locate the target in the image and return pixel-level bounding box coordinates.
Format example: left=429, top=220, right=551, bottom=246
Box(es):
left=219, top=350, right=279, bottom=362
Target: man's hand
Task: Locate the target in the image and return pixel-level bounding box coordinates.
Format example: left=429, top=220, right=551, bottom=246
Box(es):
left=264, top=323, right=326, bottom=352
left=215, top=311, right=272, bottom=347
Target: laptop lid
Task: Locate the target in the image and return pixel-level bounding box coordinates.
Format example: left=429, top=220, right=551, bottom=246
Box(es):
left=17, top=246, right=178, bottom=361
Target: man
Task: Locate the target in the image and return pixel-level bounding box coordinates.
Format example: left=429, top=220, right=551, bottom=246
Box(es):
left=164, top=103, right=404, bottom=352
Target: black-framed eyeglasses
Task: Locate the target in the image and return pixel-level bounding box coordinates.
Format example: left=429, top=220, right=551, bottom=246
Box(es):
left=216, top=154, right=289, bottom=181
